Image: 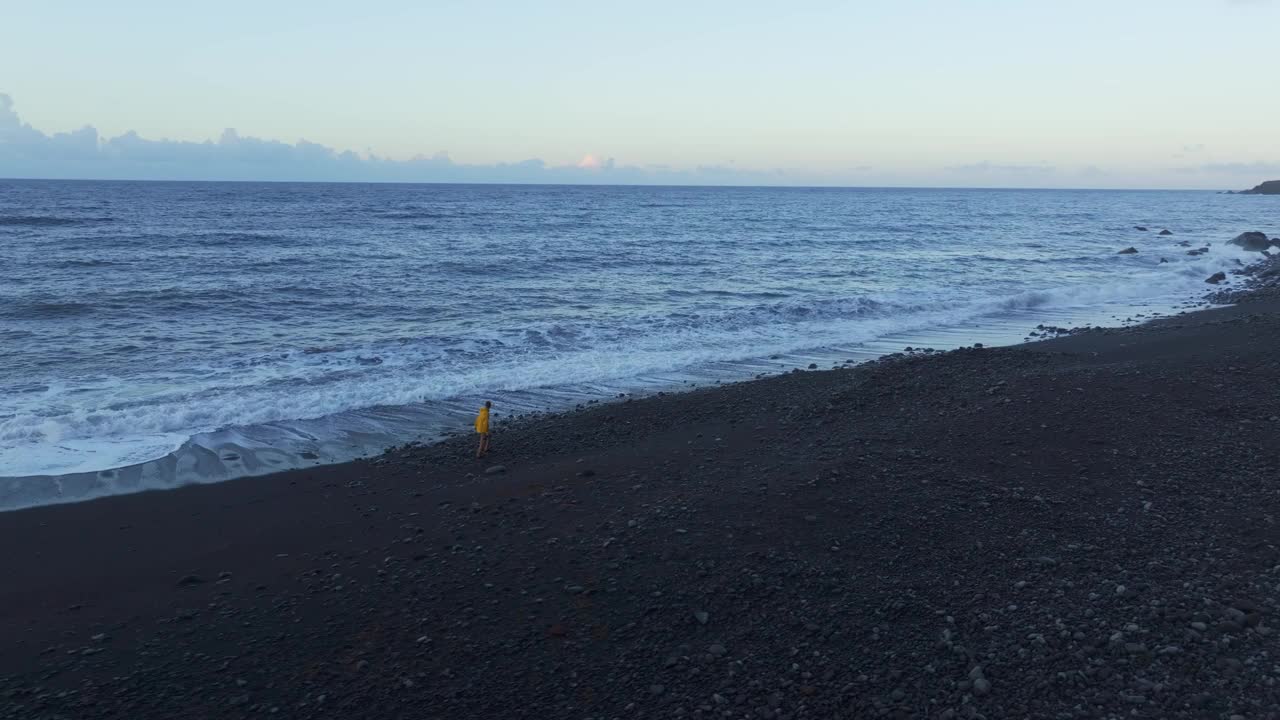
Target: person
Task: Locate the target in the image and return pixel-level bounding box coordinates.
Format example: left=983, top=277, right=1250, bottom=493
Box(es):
left=474, top=400, right=492, bottom=458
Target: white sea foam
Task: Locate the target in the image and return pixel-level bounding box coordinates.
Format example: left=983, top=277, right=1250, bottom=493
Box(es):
left=0, top=242, right=1250, bottom=485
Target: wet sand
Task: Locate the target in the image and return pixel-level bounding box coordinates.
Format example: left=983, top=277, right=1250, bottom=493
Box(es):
left=3, top=294, right=1280, bottom=718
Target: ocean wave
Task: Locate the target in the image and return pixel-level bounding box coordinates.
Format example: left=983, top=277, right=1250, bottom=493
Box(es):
left=190, top=232, right=293, bottom=247
left=1, top=301, right=97, bottom=319
left=50, top=259, right=124, bottom=269
left=380, top=210, right=453, bottom=220
left=2, top=258, right=1199, bottom=474
left=665, top=289, right=792, bottom=300
left=0, top=215, right=111, bottom=227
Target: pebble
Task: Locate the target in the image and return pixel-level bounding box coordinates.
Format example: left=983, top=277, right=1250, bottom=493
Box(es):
left=484, top=465, right=507, bottom=475
left=708, top=643, right=727, bottom=657
left=694, top=611, right=709, bottom=625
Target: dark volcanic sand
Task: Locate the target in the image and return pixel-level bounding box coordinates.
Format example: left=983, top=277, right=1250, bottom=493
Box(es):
left=4, top=300, right=1280, bottom=719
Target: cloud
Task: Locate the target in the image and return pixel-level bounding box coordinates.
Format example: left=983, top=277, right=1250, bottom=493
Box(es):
left=1173, top=161, right=1280, bottom=175
left=576, top=153, right=617, bottom=170
left=945, top=161, right=1056, bottom=174
left=0, top=95, right=17, bottom=127
left=0, top=94, right=779, bottom=185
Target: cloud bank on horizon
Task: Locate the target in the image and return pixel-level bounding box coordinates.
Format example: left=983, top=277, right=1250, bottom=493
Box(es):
left=0, top=94, right=790, bottom=186
left=0, top=92, right=1275, bottom=189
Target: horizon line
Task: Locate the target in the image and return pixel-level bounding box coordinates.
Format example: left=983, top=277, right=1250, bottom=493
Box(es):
left=0, top=176, right=1242, bottom=193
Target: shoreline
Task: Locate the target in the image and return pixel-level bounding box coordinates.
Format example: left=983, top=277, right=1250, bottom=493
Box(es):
left=3, top=257, right=1280, bottom=718
left=0, top=290, right=1218, bottom=512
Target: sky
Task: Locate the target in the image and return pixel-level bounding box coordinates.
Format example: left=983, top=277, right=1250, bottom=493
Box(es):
left=2, top=0, right=1279, bottom=188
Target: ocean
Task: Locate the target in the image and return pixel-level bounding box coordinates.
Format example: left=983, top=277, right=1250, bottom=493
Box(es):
left=0, top=180, right=1271, bottom=510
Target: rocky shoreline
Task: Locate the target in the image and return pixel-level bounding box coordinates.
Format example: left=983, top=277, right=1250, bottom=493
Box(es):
left=4, top=259, right=1280, bottom=719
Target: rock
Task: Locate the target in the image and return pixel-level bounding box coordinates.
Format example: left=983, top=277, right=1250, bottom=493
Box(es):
left=708, top=643, right=727, bottom=657
left=1134, top=226, right=1148, bottom=231
left=973, top=678, right=991, bottom=696
left=1159, top=229, right=1173, bottom=235
left=1239, top=179, right=1280, bottom=195
left=650, top=684, right=665, bottom=696
left=694, top=611, right=709, bottom=625
left=1228, top=231, right=1273, bottom=252
left=807, top=363, right=818, bottom=369
left=1205, top=272, right=1227, bottom=284
left=176, top=574, right=204, bottom=586
left=1117, top=247, right=1138, bottom=255
left=1187, top=247, right=1209, bottom=256
left=484, top=465, right=506, bottom=475
left=576, top=469, right=595, bottom=478
left=1229, top=598, right=1261, bottom=613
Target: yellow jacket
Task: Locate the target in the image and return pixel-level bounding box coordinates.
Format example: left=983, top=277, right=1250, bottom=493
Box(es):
left=474, top=406, right=490, bottom=434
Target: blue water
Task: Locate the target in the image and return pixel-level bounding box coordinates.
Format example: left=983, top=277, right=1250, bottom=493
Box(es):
left=0, top=180, right=1272, bottom=509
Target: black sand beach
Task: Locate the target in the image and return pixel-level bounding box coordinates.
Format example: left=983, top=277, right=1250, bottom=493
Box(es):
left=4, top=271, right=1280, bottom=719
